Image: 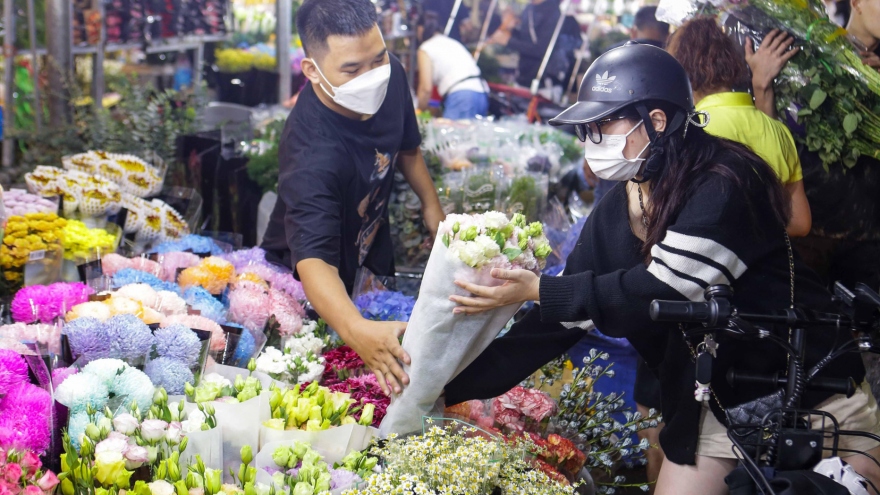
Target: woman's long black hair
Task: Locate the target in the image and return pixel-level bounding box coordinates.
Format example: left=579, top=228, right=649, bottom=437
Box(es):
left=638, top=101, right=792, bottom=261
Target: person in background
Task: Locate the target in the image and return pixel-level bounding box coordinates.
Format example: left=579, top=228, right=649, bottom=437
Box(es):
left=261, top=0, right=446, bottom=396
left=417, top=11, right=489, bottom=120
left=669, top=17, right=811, bottom=237
left=848, top=0, right=880, bottom=68
left=587, top=7, right=671, bottom=204
left=487, top=0, right=581, bottom=98
left=422, top=0, right=472, bottom=43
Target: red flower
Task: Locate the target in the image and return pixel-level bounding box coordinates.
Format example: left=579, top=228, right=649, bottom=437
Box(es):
left=520, top=389, right=556, bottom=422
left=495, top=408, right=525, bottom=432
left=323, top=345, right=365, bottom=371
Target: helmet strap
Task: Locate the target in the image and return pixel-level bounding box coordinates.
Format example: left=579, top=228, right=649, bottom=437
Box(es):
left=631, top=104, right=687, bottom=183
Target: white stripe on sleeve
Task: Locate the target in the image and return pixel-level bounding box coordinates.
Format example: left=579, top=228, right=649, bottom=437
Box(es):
left=660, top=231, right=748, bottom=279
left=650, top=244, right=731, bottom=287
left=647, top=261, right=706, bottom=302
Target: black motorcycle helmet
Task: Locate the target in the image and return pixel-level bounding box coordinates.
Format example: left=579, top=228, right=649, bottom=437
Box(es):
left=550, top=42, right=700, bottom=182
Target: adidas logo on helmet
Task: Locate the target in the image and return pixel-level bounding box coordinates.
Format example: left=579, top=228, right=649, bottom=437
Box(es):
left=591, top=71, right=616, bottom=93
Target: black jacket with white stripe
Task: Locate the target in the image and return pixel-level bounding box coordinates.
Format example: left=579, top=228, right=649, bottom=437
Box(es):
left=445, top=172, right=865, bottom=465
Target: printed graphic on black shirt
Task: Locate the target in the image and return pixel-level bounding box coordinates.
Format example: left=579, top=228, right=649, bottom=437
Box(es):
left=357, top=150, right=395, bottom=264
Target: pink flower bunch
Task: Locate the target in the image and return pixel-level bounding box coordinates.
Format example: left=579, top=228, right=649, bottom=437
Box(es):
left=11, top=283, right=94, bottom=323
left=227, top=285, right=270, bottom=332
left=268, top=288, right=304, bottom=336
left=237, top=264, right=306, bottom=301
left=0, top=448, right=60, bottom=495
left=0, top=350, right=52, bottom=453
left=493, top=386, right=556, bottom=433
left=101, top=253, right=165, bottom=279
left=0, top=324, right=60, bottom=355
left=328, top=374, right=390, bottom=426
left=445, top=400, right=495, bottom=431
left=155, top=251, right=201, bottom=281
left=161, top=315, right=225, bottom=352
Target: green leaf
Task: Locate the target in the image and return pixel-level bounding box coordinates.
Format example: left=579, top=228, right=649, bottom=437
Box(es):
left=502, top=248, right=522, bottom=261
left=797, top=108, right=813, bottom=117
left=809, top=89, right=827, bottom=110
left=494, top=232, right=505, bottom=251
left=842, top=113, right=860, bottom=135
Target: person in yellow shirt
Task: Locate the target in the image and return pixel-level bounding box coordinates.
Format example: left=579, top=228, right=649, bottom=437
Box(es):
left=667, top=17, right=811, bottom=237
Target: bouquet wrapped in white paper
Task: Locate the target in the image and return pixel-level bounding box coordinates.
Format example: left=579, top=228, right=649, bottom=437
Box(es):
left=379, top=212, right=551, bottom=436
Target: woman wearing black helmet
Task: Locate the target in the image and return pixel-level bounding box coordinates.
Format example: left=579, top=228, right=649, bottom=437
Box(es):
left=444, top=43, right=880, bottom=493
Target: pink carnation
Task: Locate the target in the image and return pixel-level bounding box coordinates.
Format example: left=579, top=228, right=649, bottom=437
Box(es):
left=101, top=253, right=132, bottom=276
left=158, top=252, right=200, bottom=281
left=227, top=286, right=270, bottom=332
left=161, top=315, right=225, bottom=351
left=268, top=289, right=304, bottom=335
left=0, top=382, right=53, bottom=453
left=520, top=389, right=556, bottom=422
left=129, top=258, right=165, bottom=278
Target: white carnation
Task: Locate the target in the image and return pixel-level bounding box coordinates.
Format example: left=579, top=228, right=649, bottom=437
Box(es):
left=474, top=235, right=501, bottom=260
left=201, top=373, right=232, bottom=389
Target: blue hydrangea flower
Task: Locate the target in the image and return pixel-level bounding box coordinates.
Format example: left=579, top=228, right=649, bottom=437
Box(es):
left=154, top=324, right=202, bottom=366
left=145, top=357, right=195, bottom=395
left=113, top=366, right=155, bottom=413
left=355, top=290, right=416, bottom=322
left=66, top=317, right=112, bottom=360
left=67, top=410, right=92, bottom=450
left=111, top=269, right=182, bottom=295
left=105, top=314, right=155, bottom=360
left=154, top=235, right=222, bottom=256
left=184, top=287, right=228, bottom=323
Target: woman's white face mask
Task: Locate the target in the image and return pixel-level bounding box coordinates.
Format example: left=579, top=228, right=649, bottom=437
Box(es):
left=310, top=58, right=391, bottom=116
left=584, top=120, right=650, bottom=182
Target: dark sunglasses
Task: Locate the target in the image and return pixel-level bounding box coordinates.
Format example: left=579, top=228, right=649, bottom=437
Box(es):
left=575, top=115, right=633, bottom=144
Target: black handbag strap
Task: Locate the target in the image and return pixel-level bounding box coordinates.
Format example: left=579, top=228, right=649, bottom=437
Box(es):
left=442, top=75, right=483, bottom=99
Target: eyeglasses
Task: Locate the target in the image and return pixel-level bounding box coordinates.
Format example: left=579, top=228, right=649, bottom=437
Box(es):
left=575, top=115, right=632, bottom=144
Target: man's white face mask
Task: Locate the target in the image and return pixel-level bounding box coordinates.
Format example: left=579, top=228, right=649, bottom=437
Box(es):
left=310, top=53, right=391, bottom=116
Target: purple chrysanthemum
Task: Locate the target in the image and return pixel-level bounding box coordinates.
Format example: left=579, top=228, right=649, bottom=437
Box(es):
left=154, top=324, right=202, bottom=366
left=0, top=349, right=29, bottom=391
left=145, top=357, right=194, bottom=395
left=65, top=317, right=112, bottom=360
left=329, top=468, right=362, bottom=490
left=0, top=381, right=53, bottom=453
left=222, top=247, right=267, bottom=271
left=105, top=314, right=155, bottom=360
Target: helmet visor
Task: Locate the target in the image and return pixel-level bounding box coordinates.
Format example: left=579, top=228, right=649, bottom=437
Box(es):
left=549, top=100, right=626, bottom=127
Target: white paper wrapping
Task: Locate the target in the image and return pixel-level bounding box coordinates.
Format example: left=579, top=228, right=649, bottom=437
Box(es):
left=379, top=239, right=521, bottom=436
left=179, top=427, right=223, bottom=476
left=178, top=364, right=272, bottom=482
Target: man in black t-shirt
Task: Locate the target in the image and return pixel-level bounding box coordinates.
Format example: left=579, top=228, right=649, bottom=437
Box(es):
left=261, top=0, right=445, bottom=396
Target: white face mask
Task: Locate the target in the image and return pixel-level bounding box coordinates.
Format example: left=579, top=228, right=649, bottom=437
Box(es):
left=584, top=120, right=650, bottom=181
left=310, top=57, right=391, bottom=116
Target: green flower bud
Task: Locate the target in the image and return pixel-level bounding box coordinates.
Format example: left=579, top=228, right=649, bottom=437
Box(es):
left=240, top=445, right=253, bottom=466
left=247, top=358, right=256, bottom=373
left=85, top=423, right=102, bottom=442
left=185, top=382, right=195, bottom=398
left=179, top=437, right=189, bottom=453
left=534, top=242, right=552, bottom=259
left=452, top=221, right=461, bottom=234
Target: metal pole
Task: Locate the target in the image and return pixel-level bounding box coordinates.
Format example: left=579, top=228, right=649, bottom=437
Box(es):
left=530, top=0, right=572, bottom=97
left=473, top=0, right=499, bottom=63
left=3, top=0, right=16, bottom=166
left=561, top=34, right=588, bottom=106
left=444, top=0, right=463, bottom=36
left=195, top=42, right=204, bottom=89
left=92, top=0, right=106, bottom=108
left=26, top=0, right=42, bottom=131
left=46, top=0, right=73, bottom=126
left=277, top=0, right=292, bottom=104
